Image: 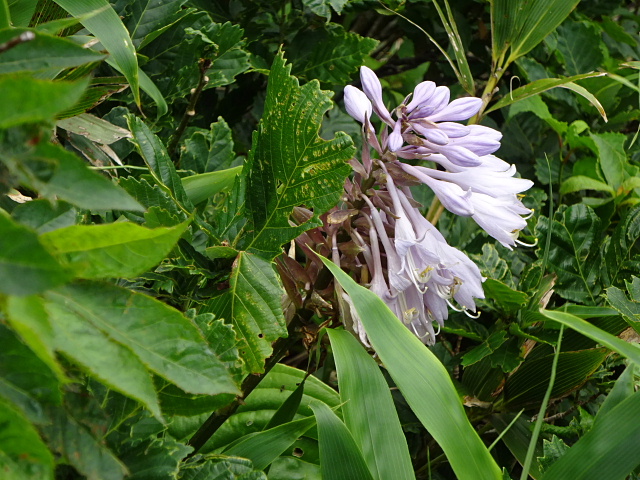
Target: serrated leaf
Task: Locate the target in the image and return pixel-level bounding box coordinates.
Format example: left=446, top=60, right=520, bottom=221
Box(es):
left=241, top=51, right=353, bottom=258
left=119, top=176, right=185, bottom=220
left=289, top=24, right=378, bottom=84
left=40, top=220, right=189, bottom=279
left=127, top=0, right=188, bottom=48
left=45, top=282, right=239, bottom=397
left=52, top=0, right=140, bottom=105
left=606, top=277, right=640, bottom=333
left=120, top=437, right=192, bottom=480
left=0, top=398, right=54, bottom=480
left=179, top=456, right=268, bottom=480
left=482, top=279, right=529, bottom=313
left=0, top=75, right=88, bottom=128
left=11, top=199, right=77, bottom=234
left=486, top=72, right=605, bottom=114
left=201, top=251, right=287, bottom=373
left=537, top=435, right=569, bottom=473
left=0, top=28, right=106, bottom=74
left=199, top=21, right=250, bottom=89
left=0, top=212, right=70, bottom=296
left=40, top=407, right=128, bottom=480
left=556, top=21, right=604, bottom=76
left=180, top=118, right=235, bottom=173
left=535, top=205, right=602, bottom=304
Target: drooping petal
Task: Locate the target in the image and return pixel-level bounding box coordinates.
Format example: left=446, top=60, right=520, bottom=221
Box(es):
left=360, top=66, right=395, bottom=125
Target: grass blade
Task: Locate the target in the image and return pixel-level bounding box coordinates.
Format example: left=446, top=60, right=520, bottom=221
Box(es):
left=319, top=255, right=502, bottom=480
left=327, top=328, right=415, bottom=480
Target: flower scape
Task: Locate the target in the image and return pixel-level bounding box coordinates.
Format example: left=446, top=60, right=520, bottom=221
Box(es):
left=288, top=67, right=534, bottom=346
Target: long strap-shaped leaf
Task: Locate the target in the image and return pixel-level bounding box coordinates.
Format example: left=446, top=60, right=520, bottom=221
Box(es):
left=310, top=401, right=375, bottom=480
left=52, top=0, right=140, bottom=106
left=320, top=256, right=502, bottom=480
left=328, top=329, right=415, bottom=480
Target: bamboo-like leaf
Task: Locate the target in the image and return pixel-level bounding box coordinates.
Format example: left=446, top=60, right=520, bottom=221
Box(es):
left=319, top=256, right=502, bottom=480
left=541, top=310, right=640, bottom=365
left=7, top=0, right=37, bottom=26
left=542, top=389, right=640, bottom=480
left=328, top=329, right=415, bottom=480
left=52, top=0, right=140, bottom=105
left=0, top=0, right=10, bottom=28
left=182, top=166, right=242, bottom=205
left=310, top=401, right=375, bottom=480
left=560, top=82, right=607, bottom=122
left=485, top=72, right=605, bottom=114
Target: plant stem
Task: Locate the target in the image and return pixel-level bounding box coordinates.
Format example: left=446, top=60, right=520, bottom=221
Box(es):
left=167, top=58, right=212, bottom=162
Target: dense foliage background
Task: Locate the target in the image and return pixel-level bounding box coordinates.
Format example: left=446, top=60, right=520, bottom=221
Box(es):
left=1, top=0, right=640, bottom=479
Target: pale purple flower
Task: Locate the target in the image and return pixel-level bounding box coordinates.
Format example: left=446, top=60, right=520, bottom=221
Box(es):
left=344, top=85, right=372, bottom=124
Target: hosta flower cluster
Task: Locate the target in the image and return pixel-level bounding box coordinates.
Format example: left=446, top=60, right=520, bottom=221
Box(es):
left=289, top=67, right=533, bottom=346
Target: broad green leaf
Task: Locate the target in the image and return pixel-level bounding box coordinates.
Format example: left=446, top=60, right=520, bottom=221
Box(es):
left=240, top=51, right=353, bottom=258
left=56, top=113, right=132, bottom=145
left=179, top=456, right=267, bottom=480
left=461, top=331, right=508, bottom=367
left=485, top=72, right=605, bottom=114
left=127, top=115, right=193, bottom=210
left=20, top=142, right=144, bottom=211
left=604, top=204, right=640, bottom=285
left=543, top=389, right=640, bottom=480
left=127, top=0, right=188, bottom=48
left=46, top=282, right=239, bottom=397
left=0, top=212, right=70, bottom=296
left=225, top=416, right=317, bottom=470
left=7, top=0, right=36, bottom=26
left=541, top=310, right=640, bottom=365
left=182, top=166, right=242, bottom=205
left=328, top=329, right=415, bottom=480
left=289, top=24, right=378, bottom=84
left=11, top=199, right=77, bottom=234
left=40, top=220, right=189, bottom=279
left=535, top=205, right=602, bottom=304
left=492, top=0, right=580, bottom=64
left=0, top=28, right=106, bottom=74
left=119, top=176, right=185, bottom=220
left=0, top=398, right=54, bottom=480
left=481, top=279, right=529, bottom=313
left=201, top=251, right=287, bottom=373
left=559, top=175, right=614, bottom=195
left=301, top=0, right=348, bottom=19
left=503, top=348, right=607, bottom=407
left=5, top=295, right=66, bottom=381
left=268, top=457, right=322, bottom=480
left=556, top=21, right=604, bottom=76
left=180, top=118, right=235, bottom=173
left=264, top=378, right=306, bottom=431
left=589, top=132, right=627, bottom=189
left=0, top=75, right=87, bottom=128
left=605, top=277, right=640, bottom=333
left=310, top=401, right=375, bottom=480
left=120, top=437, right=191, bottom=480
left=40, top=407, right=128, bottom=480
left=52, top=0, right=140, bottom=105
left=320, top=256, right=502, bottom=480
left=0, top=0, right=10, bottom=27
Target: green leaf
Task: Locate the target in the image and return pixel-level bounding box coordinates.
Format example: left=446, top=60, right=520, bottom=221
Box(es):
left=555, top=21, right=604, bottom=76
left=0, top=75, right=88, bottom=128
left=589, top=132, right=627, bottom=189
left=319, top=256, right=502, bottom=480
left=182, top=166, right=242, bottom=205
left=605, top=277, right=640, bottom=333
left=537, top=435, right=569, bottom=473
left=310, top=401, right=375, bottom=480
left=535, top=205, right=602, bottom=304
left=179, top=456, right=267, bottom=480
left=0, top=28, right=106, bottom=74
left=481, top=279, right=529, bottom=313
left=52, top=0, right=140, bottom=105
left=241, top=51, right=353, bottom=258
left=491, top=0, right=581, bottom=64
left=559, top=175, right=614, bottom=195
left=0, top=0, right=9, bottom=28
left=490, top=413, right=543, bottom=480
left=486, top=72, right=605, bottom=114
left=11, top=199, right=77, bottom=234
left=327, top=329, right=415, bottom=480
left=120, top=437, right=191, bottom=480
left=40, top=220, right=189, bottom=279
left=0, top=398, right=54, bottom=480
left=127, top=115, right=193, bottom=210
left=56, top=113, right=132, bottom=145
left=40, top=407, right=128, bottom=480
left=541, top=310, right=640, bottom=365
left=180, top=118, right=235, bottom=173
left=596, top=363, right=635, bottom=422
left=542, top=389, right=640, bottom=480
left=5, top=295, right=66, bottom=381
left=264, top=378, right=306, bottom=431
left=301, top=0, right=348, bottom=19
left=225, top=416, right=317, bottom=470
left=200, top=251, right=287, bottom=373
left=0, top=212, right=70, bottom=296
left=119, top=176, right=185, bottom=220
left=7, top=0, right=37, bottom=26
left=21, top=142, right=144, bottom=211
left=289, top=24, right=378, bottom=84
left=127, top=0, right=188, bottom=48
left=268, top=457, right=322, bottom=480
left=461, top=331, right=509, bottom=367
left=560, top=81, right=608, bottom=122
left=198, top=21, right=250, bottom=89
left=604, top=204, right=640, bottom=285
left=504, top=348, right=607, bottom=407
left=46, top=282, right=239, bottom=397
